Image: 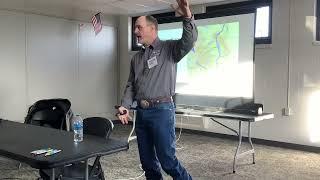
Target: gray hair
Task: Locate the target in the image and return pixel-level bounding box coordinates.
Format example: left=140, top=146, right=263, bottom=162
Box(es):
left=145, top=15, right=158, bottom=30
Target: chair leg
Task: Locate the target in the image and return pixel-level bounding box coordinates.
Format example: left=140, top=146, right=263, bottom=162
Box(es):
left=98, top=162, right=105, bottom=180
left=89, top=156, right=101, bottom=177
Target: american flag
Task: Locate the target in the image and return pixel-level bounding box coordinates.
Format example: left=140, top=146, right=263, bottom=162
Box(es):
left=91, top=12, right=102, bottom=35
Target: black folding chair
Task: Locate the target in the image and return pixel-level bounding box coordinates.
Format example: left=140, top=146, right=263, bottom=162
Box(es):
left=25, top=98, right=72, bottom=130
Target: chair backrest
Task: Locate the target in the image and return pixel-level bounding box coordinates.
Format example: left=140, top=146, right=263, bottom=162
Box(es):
left=83, top=117, right=114, bottom=140
left=24, top=98, right=72, bottom=130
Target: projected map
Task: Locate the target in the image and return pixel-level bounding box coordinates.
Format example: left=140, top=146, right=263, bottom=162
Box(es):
left=159, top=22, right=242, bottom=96
left=159, top=22, right=239, bottom=79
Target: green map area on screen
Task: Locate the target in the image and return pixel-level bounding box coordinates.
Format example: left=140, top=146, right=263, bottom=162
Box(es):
left=158, top=22, right=239, bottom=84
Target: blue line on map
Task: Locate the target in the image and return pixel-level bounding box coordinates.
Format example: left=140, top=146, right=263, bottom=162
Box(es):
left=215, top=24, right=226, bottom=65
left=191, top=46, right=207, bottom=70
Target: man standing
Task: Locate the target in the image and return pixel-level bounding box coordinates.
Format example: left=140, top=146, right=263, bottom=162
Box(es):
left=117, top=0, right=197, bottom=179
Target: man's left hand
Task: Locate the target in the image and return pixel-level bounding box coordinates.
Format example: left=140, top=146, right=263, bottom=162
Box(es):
left=171, top=0, right=192, bottom=18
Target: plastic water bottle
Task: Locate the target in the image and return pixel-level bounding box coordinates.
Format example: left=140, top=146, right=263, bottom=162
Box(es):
left=73, top=115, right=83, bottom=142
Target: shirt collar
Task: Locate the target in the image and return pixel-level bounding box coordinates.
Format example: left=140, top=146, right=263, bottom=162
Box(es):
left=143, top=37, right=160, bottom=50
left=150, top=37, right=160, bottom=49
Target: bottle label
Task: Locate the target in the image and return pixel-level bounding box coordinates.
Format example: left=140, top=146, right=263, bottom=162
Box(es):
left=73, top=121, right=83, bottom=130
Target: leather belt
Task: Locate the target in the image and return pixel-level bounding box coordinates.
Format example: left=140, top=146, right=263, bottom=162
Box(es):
left=138, top=96, right=173, bottom=109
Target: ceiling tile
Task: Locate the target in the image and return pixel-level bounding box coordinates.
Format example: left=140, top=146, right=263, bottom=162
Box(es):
left=1, top=0, right=229, bottom=15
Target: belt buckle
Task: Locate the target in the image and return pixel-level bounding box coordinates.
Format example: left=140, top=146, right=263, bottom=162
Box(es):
left=140, top=100, right=150, bottom=109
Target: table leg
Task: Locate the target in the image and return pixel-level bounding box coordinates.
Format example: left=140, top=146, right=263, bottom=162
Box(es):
left=248, top=122, right=255, bottom=164
left=51, top=168, right=55, bottom=180
left=233, top=121, right=242, bottom=173
left=210, top=118, right=238, bottom=136
left=209, top=118, right=256, bottom=173
left=85, top=160, right=89, bottom=180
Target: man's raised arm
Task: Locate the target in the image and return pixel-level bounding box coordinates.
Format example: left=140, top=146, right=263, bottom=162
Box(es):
left=171, top=0, right=198, bottom=62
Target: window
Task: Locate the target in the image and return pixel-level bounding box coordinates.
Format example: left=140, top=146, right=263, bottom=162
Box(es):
left=256, top=6, right=270, bottom=38
left=131, top=0, right=273, bottom=50
left=316, top=0, right=320, bottom=41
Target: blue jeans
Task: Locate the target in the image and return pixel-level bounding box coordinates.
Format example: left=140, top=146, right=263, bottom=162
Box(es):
left=135, top=102, right=192, bottom=180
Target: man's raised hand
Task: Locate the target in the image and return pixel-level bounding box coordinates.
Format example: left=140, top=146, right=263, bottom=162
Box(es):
left=171, top=0, right=192, bottom=18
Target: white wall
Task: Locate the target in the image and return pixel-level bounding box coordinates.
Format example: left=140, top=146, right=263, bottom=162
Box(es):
left=0, top=11, right=27, bottom=121
left=118, top=16, right=132, bottom=103
left=119, top=0, right=320, bottom=147
left=0, top=10, right=118, bottom=122
left=26, top=14, right=78, bottom=104
left=77, top=23, right=118, bottom=118
left=289, top=0, right=320, bottom=146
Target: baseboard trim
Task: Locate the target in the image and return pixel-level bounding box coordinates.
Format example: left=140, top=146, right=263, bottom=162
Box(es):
left=113, top=121, right=320, bottom=153
left=177, top=128, right=320, bottom=153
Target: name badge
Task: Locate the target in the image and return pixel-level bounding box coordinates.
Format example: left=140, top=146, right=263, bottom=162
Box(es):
left=147, top=56, right=158, bottom=69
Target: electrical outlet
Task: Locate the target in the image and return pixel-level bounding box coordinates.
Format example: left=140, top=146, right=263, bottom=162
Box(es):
left=282, top=107, right=292, bottom=116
